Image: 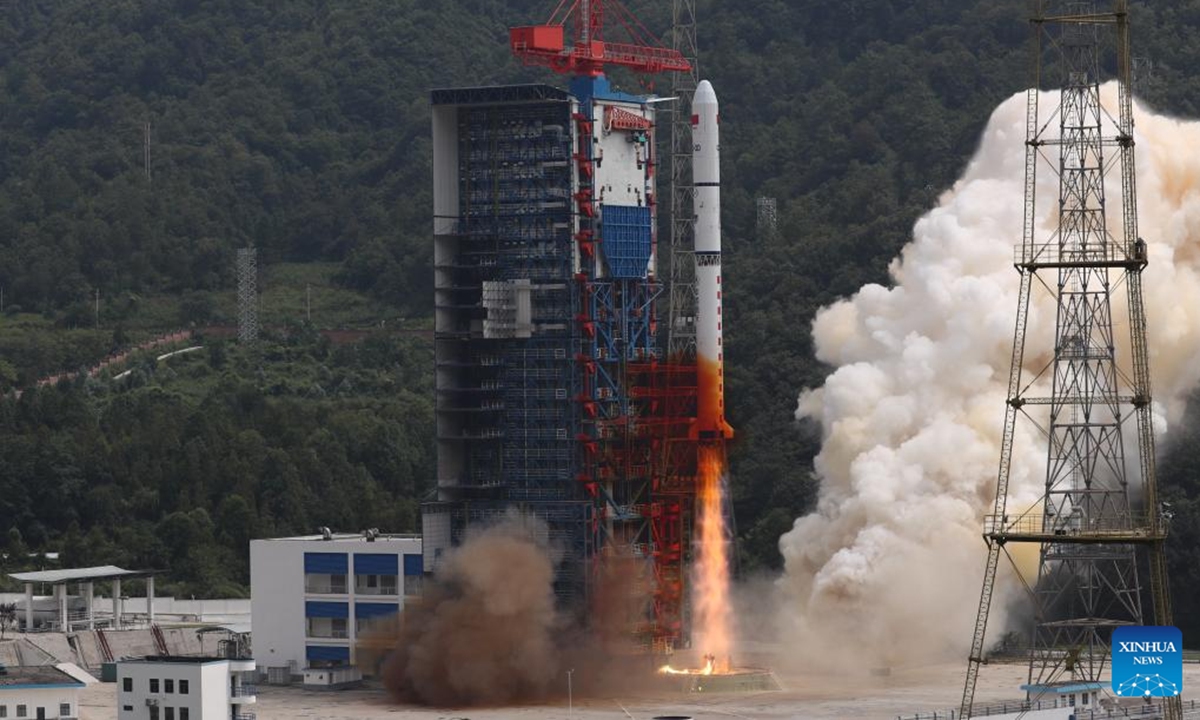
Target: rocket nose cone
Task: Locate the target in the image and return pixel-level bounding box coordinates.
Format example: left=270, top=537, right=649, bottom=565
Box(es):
left=694, top=79, right=718, bottom=108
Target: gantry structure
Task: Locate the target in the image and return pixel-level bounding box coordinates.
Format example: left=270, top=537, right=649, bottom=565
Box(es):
left=425, top=0, right=706, bottom=653
left=960, top=2, right=1178, bottom=719
left=666, top=0, right=699, bottom=361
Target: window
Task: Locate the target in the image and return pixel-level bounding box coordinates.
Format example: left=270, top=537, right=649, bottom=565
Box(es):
left=304, top=573, right=347, bottom=594
left=306, top=616, right=349, bottom=639
left=0, top=706, right=7, bottom=718
left=149, top=707, right=159, bottom=720
left=165, top=678, right=174, bottom=693
left=123, top=677, right=133, bottom=692
left=14, top=706, right=23, bottom=719
left=165, top=707, right=175, bottom=720
left=180, top=709, right=189, bottom=720
left=150, top=678, right=160, bottom=693
left=354, top=573, right=399, bottom=595
left=123, top=708, right=133, bottom=713
left=58, top=708, right=69, bottom=719
left=179, top=679, right=189, bottom=695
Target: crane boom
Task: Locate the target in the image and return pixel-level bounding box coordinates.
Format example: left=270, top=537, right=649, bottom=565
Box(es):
left=511, top=0, right=691, bottom=77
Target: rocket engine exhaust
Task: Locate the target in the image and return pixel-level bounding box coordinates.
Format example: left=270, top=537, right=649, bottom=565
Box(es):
left=662, top=79, right=738, bottom=678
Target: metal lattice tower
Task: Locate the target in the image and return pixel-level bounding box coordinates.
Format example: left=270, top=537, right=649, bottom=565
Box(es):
left=756, top=196, right=777, bottom=241
left=236, top=247, right=259, bottom=344
left=666, top=0, right=698, bottom=360
left=1132, top=55, right=1153, bottom=94
left=960, top=2, right=1178, bottom=718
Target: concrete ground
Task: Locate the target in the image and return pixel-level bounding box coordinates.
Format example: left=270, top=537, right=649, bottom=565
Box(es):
left=75, top=661, right=1200, bottom=720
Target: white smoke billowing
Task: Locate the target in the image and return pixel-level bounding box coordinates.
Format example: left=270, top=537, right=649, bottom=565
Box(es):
left=779, top=86, right=1200, bottom=668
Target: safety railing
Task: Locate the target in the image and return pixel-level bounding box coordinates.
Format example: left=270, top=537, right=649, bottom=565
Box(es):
left=983, top=513, right=1162, bottom=539
left=898, top=697, right=1200, bottom=719
left=1014, top=241, right=1145, bottom=268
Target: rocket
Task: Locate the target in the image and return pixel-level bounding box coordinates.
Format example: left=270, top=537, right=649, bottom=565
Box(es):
left=691, top=80, right=734, bottom=442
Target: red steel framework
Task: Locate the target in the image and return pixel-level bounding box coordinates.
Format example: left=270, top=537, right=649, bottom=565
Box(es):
left=511, top=0, right=699, bottom=653
left=629, top=361, right=698, bottom=650
left=511, top=0, right=691, bottom=78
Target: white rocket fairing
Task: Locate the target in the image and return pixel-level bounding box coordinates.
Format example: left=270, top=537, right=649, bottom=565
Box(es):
left=692, top=80, right=734, bottom=441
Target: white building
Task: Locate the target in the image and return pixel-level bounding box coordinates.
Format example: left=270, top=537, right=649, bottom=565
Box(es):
left=116, top=656, right=255, bottom=720
left=934, top=682, right=1106, bottom=720
left=0, top=667, right=85, bottom=720
left=249, top=531, right=422, bottom=677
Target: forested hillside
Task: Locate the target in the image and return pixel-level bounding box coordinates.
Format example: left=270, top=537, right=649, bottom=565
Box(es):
left=4, top=0, right=1200, bottom=631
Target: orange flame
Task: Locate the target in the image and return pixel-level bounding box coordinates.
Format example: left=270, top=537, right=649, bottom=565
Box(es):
left=657, top=655, right=716, bottom=676
left=654, top=446, right=734, bottom=678
left=695, top=444, right=732, bottom=672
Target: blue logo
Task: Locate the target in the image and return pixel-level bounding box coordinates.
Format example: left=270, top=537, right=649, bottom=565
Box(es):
left=1111, top=626, right=1183, bottom=698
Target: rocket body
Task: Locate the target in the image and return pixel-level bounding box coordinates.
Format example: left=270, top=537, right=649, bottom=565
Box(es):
left=692, top=80, right=734, bottom=441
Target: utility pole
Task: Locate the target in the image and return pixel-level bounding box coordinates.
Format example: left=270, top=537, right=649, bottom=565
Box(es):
left=143, top=120, right=152, bottom=185
left=567, top=668, right=574, bottom=719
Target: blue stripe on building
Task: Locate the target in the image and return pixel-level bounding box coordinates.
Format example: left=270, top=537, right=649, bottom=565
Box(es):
left=354, top=553, right=398, bottom=575
left=306, top=645, right=350, bottom=662
left=305, top=601, right=348, bottom=619
left=355, top=602, right=400, bottom=619
left=403, top=554, right=423, bottom=576
left=304, top=552, right=348, bottom=574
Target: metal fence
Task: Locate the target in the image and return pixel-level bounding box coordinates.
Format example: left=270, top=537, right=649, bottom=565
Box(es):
left=898, top=699, right=1200, bottom=720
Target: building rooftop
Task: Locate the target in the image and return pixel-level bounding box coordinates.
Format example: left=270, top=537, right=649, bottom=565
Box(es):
left=256, top=532, right=420, bottom=544
left=9, top=565, right=159, bottom=585
left=431, top=83, right=570, bottom=106
left=1020, top=681, right=1105, bottom=693
left=0, top=666, right=85, bottom=689
left=120, top=656, right=252, bottom=665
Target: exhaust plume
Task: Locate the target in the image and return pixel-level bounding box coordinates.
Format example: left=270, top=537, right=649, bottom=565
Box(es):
left=375, top=514, right=661, bottom=705
left=694, top=445, right=734, bottom=669
left=780, top=87, right=1200, bottom=668
left=380, top=515, right=563, bottom=706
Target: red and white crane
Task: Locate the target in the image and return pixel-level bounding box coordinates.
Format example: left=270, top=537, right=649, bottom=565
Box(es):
left=510, top=0, right=691, bottom=78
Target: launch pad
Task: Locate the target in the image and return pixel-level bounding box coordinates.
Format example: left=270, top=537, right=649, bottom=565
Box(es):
left=657, top=653, right=782, bottom=694
left=658, top=667, right=782, bottom=694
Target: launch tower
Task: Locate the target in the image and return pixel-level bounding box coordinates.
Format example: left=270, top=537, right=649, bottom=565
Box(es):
left=424, top=0, right=703, bottom=652
left=960, top=2, right=1178, bottom=718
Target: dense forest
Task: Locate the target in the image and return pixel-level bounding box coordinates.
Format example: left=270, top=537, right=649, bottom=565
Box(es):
left=3, top=0, right=1200, bottom=636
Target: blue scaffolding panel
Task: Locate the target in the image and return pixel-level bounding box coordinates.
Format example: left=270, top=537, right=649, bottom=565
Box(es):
left=600, top=205, right=653, bottom=279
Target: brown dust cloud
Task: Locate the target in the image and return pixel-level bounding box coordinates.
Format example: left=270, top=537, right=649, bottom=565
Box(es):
left=363, top=514, right=663, bottom=707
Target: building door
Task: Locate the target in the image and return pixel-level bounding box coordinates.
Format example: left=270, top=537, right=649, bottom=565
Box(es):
left=35, top=708, right=44, bottom=720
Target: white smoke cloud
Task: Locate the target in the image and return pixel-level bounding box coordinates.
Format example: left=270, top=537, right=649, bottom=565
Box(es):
left=779, top=86, right=1200, bottom=668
